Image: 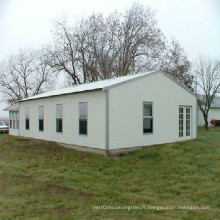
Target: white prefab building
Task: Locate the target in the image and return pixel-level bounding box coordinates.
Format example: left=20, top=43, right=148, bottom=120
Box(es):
left=4, top=103, right=19, bottom=136
left=5, top=70, right=197, bottom=155
left=197, top=95, right=220, bottom=126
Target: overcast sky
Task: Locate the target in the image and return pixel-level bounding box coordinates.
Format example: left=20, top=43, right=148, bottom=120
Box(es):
left=0, top=0, right=220, bottom=117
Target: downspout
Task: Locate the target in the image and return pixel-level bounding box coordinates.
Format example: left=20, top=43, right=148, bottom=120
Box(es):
left=105, top=89, right=110, bottom=156
left=18, top=102, right=20, bottom=136
left=196, top=99, right=198, bottom=138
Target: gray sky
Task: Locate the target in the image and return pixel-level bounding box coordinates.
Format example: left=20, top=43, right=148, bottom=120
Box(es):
left=0, top=0, right=220, bottom=117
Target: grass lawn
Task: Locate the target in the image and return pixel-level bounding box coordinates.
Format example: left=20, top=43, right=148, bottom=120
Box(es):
left=0, top=128, right=220, bottom=219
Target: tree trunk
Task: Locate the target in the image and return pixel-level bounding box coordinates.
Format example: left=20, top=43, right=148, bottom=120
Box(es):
left=203, top=114, right=208, bottom=130
left=205, top=119, right=208, bottom=130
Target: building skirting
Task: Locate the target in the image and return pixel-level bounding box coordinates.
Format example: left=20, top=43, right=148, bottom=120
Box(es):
left=59, top=143, right=153, bottom=156
left=16, top=136, right=195, bottom=156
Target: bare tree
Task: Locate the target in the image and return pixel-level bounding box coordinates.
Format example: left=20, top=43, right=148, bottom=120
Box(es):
left=0, top=49, right=55, bottom=103
left=195, top=57, right=220, bottom=129
left=45, top=3, right=192, bottom=89
left=45, top=16, right=82, bottom=85
left=45, top=13, right=121, bottom=84
left=115, top=4, right=166, bottom=76
left=159, top=39, right=193, bottom=90
left=46, top=3, right=165, bottom=84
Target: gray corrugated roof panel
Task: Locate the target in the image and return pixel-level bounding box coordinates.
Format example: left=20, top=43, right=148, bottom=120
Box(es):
left=18, top=69, right=196, bottom=102
left=19, top=70, right=159, bottom=101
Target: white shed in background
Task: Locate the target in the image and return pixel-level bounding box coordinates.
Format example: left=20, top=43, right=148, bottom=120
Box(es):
left=197, top=95, right=220, bottom=126
left=4, top=70, right=197, bottom=155
left=4, top=103, right=19, bottom=136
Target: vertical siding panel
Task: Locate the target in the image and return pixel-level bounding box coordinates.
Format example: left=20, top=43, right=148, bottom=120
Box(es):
left=19, top=90, right=106, bottom=149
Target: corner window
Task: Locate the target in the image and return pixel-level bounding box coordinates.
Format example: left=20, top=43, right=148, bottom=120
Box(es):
left=16, top=112, right=19, bottom=129
left=39, top=106, right=44, bottom=131
left=25, top=107, right=30, bottom=130
left=13, top=112, right=15, bottom=129
left=143, top=102, right=153, bottom=134
left=79, top=102, right=88, bottom=135
left=56, top=104, right=63, bottom=133
left=9, top=112, right=12, bottom=129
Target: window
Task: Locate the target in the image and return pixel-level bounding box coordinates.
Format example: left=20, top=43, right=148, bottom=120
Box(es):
left=16, top=112, right=19, bottom=129
left=186, top=108, right=191, bottom=136
left=25, top=107, right=30, bottom=130
left=39, top=106, right=44, bottom=131
left=14, top=112, right=17, bottom=129
left=143, top=102, right=153, bottom=134
left=56, top=104, right=63, bottom=132
left=13, top=112, right=15, bottom=129
left=79, top=102, right=88, bottom=135
left=179, top=107, right=184, bottom=137
left=9, top=112, right=12, bottom=128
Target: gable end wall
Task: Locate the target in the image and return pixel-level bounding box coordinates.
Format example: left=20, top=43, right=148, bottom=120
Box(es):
left=108, top=72, right=197, bottom=149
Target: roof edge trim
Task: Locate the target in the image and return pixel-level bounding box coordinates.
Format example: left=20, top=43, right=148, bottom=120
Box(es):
left=102, top=69, right=160, bottom=91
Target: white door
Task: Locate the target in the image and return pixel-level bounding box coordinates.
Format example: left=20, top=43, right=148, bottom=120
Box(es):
left=179, top=106, right=192, bottom=140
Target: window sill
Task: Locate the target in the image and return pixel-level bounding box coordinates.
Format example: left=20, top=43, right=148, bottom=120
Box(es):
left=143, top=133, right=153, bottom=135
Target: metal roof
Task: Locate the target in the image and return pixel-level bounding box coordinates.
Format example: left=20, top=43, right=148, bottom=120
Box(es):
left=20, top=70, right=159, bottom=101
left=3, top=103, right=19, bottom=112
left=18, top=69, right=196, bottom=102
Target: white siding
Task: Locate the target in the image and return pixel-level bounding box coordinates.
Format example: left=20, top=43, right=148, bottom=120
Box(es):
left=9, top=111, right=19, bottom=136
left=108, top=72, right=197, bottom=149
left=9, top=129, right=19, bottom=136
left=19, top=90, right=106, bottom=149
left=197, top=107, right=220, bottom=126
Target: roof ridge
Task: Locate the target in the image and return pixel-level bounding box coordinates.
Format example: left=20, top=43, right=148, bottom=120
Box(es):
left=20, top=70, right=158, bottom=102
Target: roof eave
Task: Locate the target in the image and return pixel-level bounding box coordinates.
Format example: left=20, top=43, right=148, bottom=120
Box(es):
left=102, top=70, right=196, bottom=99
left=161, top=71, right=196, bottom=98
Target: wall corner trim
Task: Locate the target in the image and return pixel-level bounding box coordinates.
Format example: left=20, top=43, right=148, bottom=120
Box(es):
left=105, top=89, right=109, bottom=150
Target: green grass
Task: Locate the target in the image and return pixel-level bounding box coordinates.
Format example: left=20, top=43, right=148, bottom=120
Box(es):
left=0, top=128, right=220, bottom=219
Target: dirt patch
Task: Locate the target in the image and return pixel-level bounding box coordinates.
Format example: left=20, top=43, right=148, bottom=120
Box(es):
left=44, top=183, right=93, bottom=199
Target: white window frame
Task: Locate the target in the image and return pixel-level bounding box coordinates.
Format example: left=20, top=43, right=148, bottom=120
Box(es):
left=143, top=102, right=153, bottom=134
left=16, top=112, right=19, bottom=129
left=179, top=107, right=184, bottom=137
left=12, top=112, right=15, bottom=129
left=56, top=104, right=63, bottom=133
left=79, top=102, right=88, bottom=136
left=9, top=112, right=12, bottom=128
left=25, top=107, right=30, bottom=130
left=39, top=106, right=44, bottom=132
left=14, top=112, right=17, bottom=129
left=179, top=105, right=192, bottom=139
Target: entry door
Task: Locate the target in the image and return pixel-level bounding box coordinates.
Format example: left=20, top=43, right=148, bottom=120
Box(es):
left=179, top=106, right=192, bottom=139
